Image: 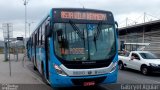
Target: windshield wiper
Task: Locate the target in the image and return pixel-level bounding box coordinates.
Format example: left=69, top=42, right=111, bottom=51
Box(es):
left=94, top=22, right=102, bottom=40
left=69, top=20, right=84, bottom=40
left=93, top=22, right=102, bottom=51
left=69, top=20, right=88, bottom=60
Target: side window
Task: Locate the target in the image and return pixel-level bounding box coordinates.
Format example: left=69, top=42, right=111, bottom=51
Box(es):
left=32, top=36, right=34, bottom=47
left=31, top=37, right=32, bottom=48
left=39, top=27, right=42, bottom=45
left=54, top=23, right=66, bottom=56
left=131, top=53, right=140, bottom=60
left=33, top=34, right=36, bottom=47
left=42, top=24, right=45, bottom=45
left=37, top=29, right=39, bottom=46
left=46, top=24, right=50, bottom=60
left=35, top=33, right=37, bottom=46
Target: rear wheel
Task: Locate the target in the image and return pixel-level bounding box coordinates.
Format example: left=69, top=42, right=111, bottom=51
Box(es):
left=33, top=65, right=37, bottom=70
left=119, top=61, right=124, bottom=70
left=32, top=59, right=37, bottom=70
left=41, top=63, right=45, bottom=77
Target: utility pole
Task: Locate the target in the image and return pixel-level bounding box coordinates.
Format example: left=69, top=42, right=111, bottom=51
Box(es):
left=28, top=23, right=30, bottom=37
left=126, top=17, right=128, bottom=27
left=2, top=23, right=13, bottom=77
left=28, top=22, right=34, bottom=37
left=144, top=12, right=146, bottom=23
left=7, top=23, right=11, bottom=76
left=142, top=12, right=146, bottom=43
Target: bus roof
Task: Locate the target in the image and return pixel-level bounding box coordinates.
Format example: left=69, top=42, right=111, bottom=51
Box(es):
left=51, top=8, right=112, bottom=13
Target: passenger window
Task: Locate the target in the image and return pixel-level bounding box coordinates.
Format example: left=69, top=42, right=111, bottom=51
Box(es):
left=131, top=53, right=140, bottom=60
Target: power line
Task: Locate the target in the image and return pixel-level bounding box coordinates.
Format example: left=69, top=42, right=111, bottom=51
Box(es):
left=119, top=12, right=160, bottom=27
left=145, top=12, right=160, bottom=20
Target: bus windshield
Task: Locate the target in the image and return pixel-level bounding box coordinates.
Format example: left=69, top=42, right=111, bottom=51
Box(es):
left=53, top=22, right=116, bottom=61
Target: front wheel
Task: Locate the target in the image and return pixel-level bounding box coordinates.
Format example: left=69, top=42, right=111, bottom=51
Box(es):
left=119, top=62, right=124, bottom=70
left=141, top=67, right=149, bottom=75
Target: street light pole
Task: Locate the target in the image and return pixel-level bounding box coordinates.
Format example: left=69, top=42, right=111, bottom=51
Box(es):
left=7, top=23, right=11, bottom=76
left=28, top=22, right=34, bottom=37
left=28, top=23, right=30, bottom=37
left=23, top=0, right=29, bottom=51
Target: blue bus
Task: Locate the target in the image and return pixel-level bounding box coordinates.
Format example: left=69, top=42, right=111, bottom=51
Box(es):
left=26, top=8, right=118, bottom=87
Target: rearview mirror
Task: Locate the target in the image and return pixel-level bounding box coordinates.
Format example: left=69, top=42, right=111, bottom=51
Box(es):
left=115, top=21, right=118, bottom=28
left=115, top=21, right=119, bottom=36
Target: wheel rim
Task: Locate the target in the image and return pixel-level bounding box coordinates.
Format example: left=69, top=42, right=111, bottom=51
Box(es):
left=142, top=68, right=147, bottom=75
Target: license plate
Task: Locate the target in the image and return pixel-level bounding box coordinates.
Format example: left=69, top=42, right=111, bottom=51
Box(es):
left=83, top=81, right=95, bottom=86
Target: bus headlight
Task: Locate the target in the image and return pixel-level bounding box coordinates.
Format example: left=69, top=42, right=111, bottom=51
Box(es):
left=54, top=64, right=67, bottom=76
left=110, top=62, right=118, bottom=73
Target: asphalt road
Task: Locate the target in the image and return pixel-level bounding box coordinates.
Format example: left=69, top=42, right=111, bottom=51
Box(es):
left=26, top=63, right=160, bottom=90
left=117, top=68, right=160, bottom=84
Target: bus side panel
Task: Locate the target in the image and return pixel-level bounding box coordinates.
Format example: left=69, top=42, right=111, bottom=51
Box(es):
left=29, top=43, right=32, bottom=60
left=32, top=47, right=35, bottom=63
left=41, top=46, right=47, bottom=79
left=35, top=46, right=46, bottom=76
left=31, top=45, right=35, bottom=66
left=102, top=54, right=118, bottom=84
left=28, top=46, right=32, bottom=60
left=48, top=37, right=57, bottom=73
left=48, top=37, right=62, bottom=67
left=36, top=47, right=41, bottom=73
left=48, top=37, right=63, bottom=86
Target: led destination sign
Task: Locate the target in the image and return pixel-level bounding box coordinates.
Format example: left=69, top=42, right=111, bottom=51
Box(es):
left=61, top=11, right=107, bottom=21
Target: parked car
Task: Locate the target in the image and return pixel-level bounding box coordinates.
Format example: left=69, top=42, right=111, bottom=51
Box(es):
left=118, top=51, right=160, bottom=75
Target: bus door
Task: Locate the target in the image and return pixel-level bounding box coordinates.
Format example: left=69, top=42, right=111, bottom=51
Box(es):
left=34, top=34, right=37, bottom=67
left=45, top=24, right=50, bottom=80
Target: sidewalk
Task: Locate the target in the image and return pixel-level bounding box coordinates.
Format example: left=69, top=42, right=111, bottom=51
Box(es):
left=0, top=54, right=44, bottom=84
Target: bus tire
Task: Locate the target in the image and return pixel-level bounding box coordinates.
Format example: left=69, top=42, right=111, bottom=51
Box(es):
left=33, top=65, right=37, bottom=70
left=33, top=59, right=37, bottom=70
left=41, top=62, right=45, bottom=77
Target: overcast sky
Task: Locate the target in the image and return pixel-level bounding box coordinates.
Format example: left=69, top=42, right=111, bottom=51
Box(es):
left=0, top=0, right=160, bottom=40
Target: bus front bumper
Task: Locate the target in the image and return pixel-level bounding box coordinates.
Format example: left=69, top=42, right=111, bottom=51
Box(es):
left=49, top=69, right=118, bottom=88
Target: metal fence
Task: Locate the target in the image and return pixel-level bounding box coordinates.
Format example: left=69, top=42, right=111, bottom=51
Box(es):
left=119, top=28, right=160, bottom=57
